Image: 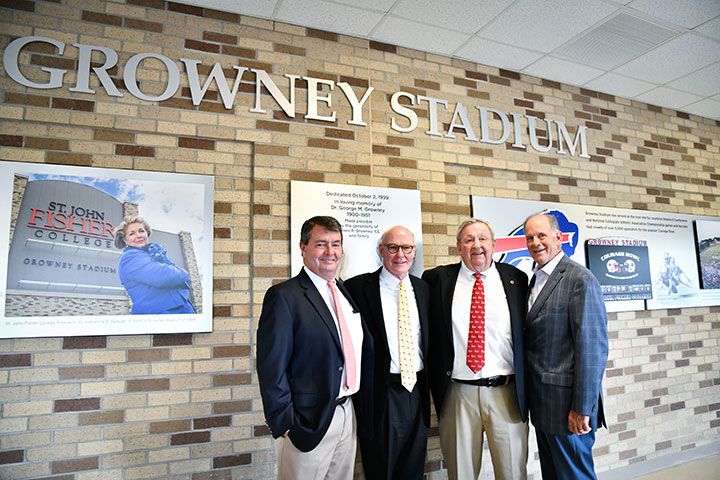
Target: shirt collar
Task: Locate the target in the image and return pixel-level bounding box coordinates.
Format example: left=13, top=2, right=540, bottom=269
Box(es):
left=459, top=260, right=497, bottom=279
left=533, top=251, right=564, bottom=277
left=380, top=266, right=410, bottom=288
left=303, top=265, right=335, bottom=290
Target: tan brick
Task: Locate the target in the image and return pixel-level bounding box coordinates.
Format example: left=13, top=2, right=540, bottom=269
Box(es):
left=80, top=380, right=125, bottom=396
left=26, top=444, right=76, bottom=461
left=77, top=439, right=123, bottom=456
left=28, top=413, right=76, bottom=431
left=1, top=431, right=52, bottom=449
left=125, top=406, right=169, bottom=422
left=125, top=464, right=168, bottom=480
left=4, top=400, right=54, bottom=417
left=170, top=346, right=212, bottom=360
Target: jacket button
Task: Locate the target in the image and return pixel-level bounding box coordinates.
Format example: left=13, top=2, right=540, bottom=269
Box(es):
left=338, top=366, right=343, bottom=372
left=446, top=371, right=451, bottom=376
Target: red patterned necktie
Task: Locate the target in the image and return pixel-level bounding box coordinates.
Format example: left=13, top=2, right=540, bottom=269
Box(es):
left=467, top=272, right=485, bottom=373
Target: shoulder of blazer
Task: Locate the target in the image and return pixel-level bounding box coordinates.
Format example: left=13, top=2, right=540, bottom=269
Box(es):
left=344, top=268, right=381, bottom=297
left=422, top=262, right=461, bottom=283
left=409, top=273, right=429, bottom=291
left=495, top=261, right=527, bottom=281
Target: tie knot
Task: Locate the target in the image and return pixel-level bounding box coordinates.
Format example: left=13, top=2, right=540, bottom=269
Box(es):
left=474, top=272, right=483, bottom=281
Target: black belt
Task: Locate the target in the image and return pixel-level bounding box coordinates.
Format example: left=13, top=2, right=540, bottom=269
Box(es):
left=388, top=370, right=425, bottom=383
left=453, top=375, right=514, bottom=388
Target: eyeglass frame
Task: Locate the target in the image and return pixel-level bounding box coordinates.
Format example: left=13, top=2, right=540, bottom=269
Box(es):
left=382, top=244, right=415, bottom=254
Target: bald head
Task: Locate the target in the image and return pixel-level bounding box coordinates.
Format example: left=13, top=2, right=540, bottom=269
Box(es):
left=379, top=226, right=416, bottom=280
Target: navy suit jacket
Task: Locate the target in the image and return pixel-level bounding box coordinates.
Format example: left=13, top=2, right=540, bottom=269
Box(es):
left=344, top=268, right=431, bottom=438
left=256, top=268, right=374, bottom=452
left=525, top=254, right=608, bottom=436
left=422, top=262, right=528, bottom=422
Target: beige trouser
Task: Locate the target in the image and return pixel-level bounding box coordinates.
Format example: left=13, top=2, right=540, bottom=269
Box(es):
left=439, top=381, right=528, bottom=480
left=274, top=398, right=357, bottom=480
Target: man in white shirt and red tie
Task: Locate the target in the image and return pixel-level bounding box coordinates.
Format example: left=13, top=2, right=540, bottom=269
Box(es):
left=345, top=225, right=431, bottom=479
left=257, top=216, right=374, bottom=479
left=423, top=218, right=529, bottom=480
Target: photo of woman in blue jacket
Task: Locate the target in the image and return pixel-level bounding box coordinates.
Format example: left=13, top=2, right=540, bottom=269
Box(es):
left=114, top=216, right=196, bottom=315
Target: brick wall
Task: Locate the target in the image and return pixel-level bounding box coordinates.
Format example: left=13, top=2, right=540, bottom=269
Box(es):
left=0, top=1, right=718, bottom=479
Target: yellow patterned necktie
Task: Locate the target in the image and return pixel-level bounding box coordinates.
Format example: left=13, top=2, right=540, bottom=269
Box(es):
left=398, top=281, right=416, bottom=392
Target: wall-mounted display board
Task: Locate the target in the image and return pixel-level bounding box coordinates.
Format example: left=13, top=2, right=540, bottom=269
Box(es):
left=290, top=181, right=423, bottom=280
left=471, top=195, right=720, bottom=312
left=0, top=161, right=214, bottom=338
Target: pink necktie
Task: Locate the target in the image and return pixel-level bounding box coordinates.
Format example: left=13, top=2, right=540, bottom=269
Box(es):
left=328, top=281, right=357, bottom=391
left=467, top=272, right=485, bottom=373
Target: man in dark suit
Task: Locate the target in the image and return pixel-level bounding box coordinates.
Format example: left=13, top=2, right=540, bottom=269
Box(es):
left=523, top=213, right=608, bottom=479
left=257, top=216, right=373, bottom=480
left=345, top=225, right=430, bottom=480
left=423, top=218, right=528, bottom=480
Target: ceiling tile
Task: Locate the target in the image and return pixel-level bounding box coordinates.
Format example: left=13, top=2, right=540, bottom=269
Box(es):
left=372, top=16, right=471, bottom=55
left=478, top=0, right=617, bottom=53
left=332, top=0, right=396, bottom=11
left=628, top=0, right=720, bottom=29
left=583, top=72, right=655, bottom=98
left=455, top=37, right=542, bottom=71
left=681, top=98, right=720, bottom=119
left=635, top=86, right=703, bottom=109
left=390, top=0, right=513, bottom=34
left=557, top=13, right=679, bottom=69
left=275, top=0, right=384, bottom=36
left=614, top=33, right=720, bottom=83
left=694, top=15, right=720, bottom=41
left=522, top=56, right=605, bottom=86
left=667, top=62, right=720, bottom=96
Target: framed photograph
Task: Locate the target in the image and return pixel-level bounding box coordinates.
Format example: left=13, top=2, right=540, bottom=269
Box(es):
left=0, top=161, right=214, bottom=338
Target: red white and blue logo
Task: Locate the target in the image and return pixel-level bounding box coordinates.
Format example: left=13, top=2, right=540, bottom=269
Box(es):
left=495, top=209, right=579, bottom=268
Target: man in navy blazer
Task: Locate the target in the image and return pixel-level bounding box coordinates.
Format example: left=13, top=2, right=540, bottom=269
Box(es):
left=257, top=216, right=373, bottom=480
left=423, top=219, right=528, bottom=480
left=345, top=225, right=431, bottom=480
left=524, top=213, right=608, bottom=479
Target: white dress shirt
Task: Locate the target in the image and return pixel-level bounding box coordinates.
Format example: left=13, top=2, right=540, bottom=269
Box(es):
left=379, top=267, right=424, bottom=374
left=303, top=266, right=363, bottom=397
left=450, top=261, right=514, bottom=379
left=528, top=251, right=564, bottom=310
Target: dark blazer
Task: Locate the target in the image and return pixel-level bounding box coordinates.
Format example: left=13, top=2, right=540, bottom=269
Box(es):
left=256, top=268, right=374, bottom=452
left=344, top=268, right=431, bottom=438
left=422, top=262, right=528, bottom=422
left=524, top=254, right=608, bottom=436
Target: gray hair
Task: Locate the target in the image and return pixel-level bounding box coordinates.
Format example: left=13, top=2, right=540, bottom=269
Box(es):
left=456, top=218, right=495, bottom=242
left=523, top=213, right=560, bottom=232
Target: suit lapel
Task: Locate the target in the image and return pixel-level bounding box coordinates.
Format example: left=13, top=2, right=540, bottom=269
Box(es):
left=527, top=255, right=568, bottom=320
left=440, top=263, right=461, bottom=339
left=497, top=263, right=521, bottom=321
left=363, top=269, right=390, bottom=353
left=298, top=269, right=342, bottom=350
left=410, top=275, right=430, bottom=354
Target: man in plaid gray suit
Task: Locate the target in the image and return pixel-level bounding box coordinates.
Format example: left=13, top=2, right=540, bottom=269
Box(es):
left=523, top=213, right=608, bottom=480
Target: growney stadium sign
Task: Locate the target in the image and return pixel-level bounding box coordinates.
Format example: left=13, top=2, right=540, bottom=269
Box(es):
left=5, top=36, right=590, bottom=158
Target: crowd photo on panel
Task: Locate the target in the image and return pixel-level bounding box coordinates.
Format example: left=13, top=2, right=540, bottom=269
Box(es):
left=256, top=213, right=609, bottom=480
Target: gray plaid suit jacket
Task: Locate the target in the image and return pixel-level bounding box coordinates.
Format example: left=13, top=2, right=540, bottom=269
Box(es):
left=525, top=254, right=608, bottom=436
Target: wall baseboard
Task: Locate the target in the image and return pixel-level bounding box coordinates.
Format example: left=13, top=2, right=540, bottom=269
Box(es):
left=598, top=442, right=720, bottom=480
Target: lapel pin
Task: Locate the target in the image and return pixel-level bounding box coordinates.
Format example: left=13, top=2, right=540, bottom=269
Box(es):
left=510, top=280, right=515, bottom=285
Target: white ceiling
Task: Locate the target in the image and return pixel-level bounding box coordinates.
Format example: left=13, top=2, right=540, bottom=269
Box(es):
left=182, top=0, right=720, bottom=121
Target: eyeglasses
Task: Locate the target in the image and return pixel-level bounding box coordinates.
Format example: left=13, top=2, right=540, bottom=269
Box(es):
left=383, top=244, right=415, bottom=254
